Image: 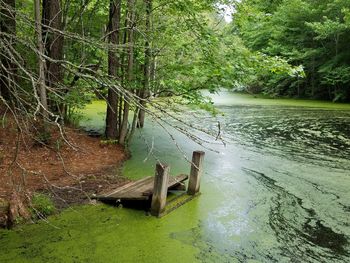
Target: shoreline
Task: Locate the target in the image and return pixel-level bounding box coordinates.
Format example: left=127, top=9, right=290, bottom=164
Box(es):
left=0, top=116, right=129, bottom=228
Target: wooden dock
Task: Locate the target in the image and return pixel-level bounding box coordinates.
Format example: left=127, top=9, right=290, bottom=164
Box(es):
left=93, top=151, right=205, bottom=217
left=94, top=174, right=188, bottom=201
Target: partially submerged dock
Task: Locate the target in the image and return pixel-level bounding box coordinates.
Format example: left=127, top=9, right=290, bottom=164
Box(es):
left=94, top=174, right=188, bottom=202
left=93, top=151, right=205, bottom=217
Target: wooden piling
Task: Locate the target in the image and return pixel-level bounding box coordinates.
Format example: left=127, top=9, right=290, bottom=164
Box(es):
left=151, top=162, right=170, bottom=216
left=187, top=151, right=205, bottom=195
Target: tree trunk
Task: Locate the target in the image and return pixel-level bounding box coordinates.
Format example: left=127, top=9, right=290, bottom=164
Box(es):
left=42, top=0, right=64, bottom=103
left=127, top=107, right=139, bottom=144
left=118, top=96, right=123, bottom=134
left=137, top=0, right=152, bottom=128
left=119, top=0, right=135, bottom=145
left=117, top=7, right=128, bottom=136
left=34, top=0, right=49, bottom=119
left=42, top=0, right=64, bottom=116
left=151, top=55, right=157, bottom=93
left=0, top=0, right=16, bottom=102
left=311, top=57, right=315, bottom=98
left=310, top=38, right=315, bottom=98
left=105, top=0, right=121, bottom=139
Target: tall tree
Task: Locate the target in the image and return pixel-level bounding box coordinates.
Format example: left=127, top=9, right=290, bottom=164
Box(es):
left=119, top=0, right=136, bottom=145
left=0, top=0, right=16, bottom=102
left=137, top=0, right=152, bottom=128
left=42, top=0, right=64, bottom=111
left=34, top=0, right=48, bottom=118
left=105, top=0, right=122, bottom=139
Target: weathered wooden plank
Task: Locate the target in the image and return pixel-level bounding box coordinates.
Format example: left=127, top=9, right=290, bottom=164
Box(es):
left=142, top=174, right=188, bottom=196
left=110, top=177, right=153, bottom=197
left=168, top=174, right=188, bottom=188
left=94, top=174, right=188, bottom=201
left=96, top=177, right=156, bottom=201
left=101, top=176, right=152, bottom=197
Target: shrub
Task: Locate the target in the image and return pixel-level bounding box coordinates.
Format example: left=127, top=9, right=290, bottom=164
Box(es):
left=30, top=193, right=56, bottom=219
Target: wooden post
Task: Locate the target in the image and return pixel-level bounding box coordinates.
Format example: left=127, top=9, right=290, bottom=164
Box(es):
left=188, top=151, right=205, bottom=195
left=151, top=162, right=170, bottom=216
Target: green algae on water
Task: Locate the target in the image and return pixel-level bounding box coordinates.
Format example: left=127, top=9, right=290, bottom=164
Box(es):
left=0, top=204, right=203, bottom=263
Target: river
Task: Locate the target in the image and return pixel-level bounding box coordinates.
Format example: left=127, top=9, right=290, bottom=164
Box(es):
left=0, top=91, right=349, bottom=262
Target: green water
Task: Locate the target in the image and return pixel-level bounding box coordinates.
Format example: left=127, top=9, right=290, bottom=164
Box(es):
left=1, top=91, right=350, bottom=262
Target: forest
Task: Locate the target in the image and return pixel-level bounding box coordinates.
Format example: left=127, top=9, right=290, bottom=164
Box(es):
left=1, top=0, right=349, bottom=139
left=0, top=0, right=348, bottom=207
left=0, top=0, right=350, bottom=262
left=0, top=0, right=349, bottom=220
left=234, top=0, right=350, bottom=101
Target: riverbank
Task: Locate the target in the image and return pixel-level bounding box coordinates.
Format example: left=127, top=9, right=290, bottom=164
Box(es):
left=207, top=91, right=350, bottom=110
left=0, top=111, right=128, bottom=227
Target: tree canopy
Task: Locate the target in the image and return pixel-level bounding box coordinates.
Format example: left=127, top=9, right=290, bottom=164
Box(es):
left=0, top=0, right=348, bottom=149
left=233, top=0, right=350, bottom=101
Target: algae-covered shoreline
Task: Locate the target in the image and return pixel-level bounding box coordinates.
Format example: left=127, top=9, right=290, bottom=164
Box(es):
left=0, top=205, right=206, bottom=262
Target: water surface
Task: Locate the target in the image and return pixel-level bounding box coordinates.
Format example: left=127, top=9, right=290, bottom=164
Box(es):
left=0, top=92, right=349, bottom=262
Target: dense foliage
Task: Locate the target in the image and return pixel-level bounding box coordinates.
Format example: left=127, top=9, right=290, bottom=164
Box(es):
left=1, top=0, right=346, bottom=149
left=233, top=0, right=350, bottom=101
left=2, top=0, right=239, bottom=143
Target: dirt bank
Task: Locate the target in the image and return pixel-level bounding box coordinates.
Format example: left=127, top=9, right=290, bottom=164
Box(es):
left=0, top=113, right=128, bottom=227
